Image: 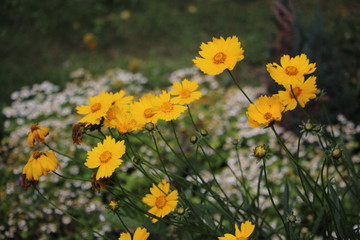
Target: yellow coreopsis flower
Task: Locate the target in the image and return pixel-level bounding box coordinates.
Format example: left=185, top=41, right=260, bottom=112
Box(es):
left=27, top=124, right=50, bottom=147
left=266, top=54, right=316, bottom=86
left=22, top=151, right=59, bottom=181
left=84, top=136, right=125, bottom=180
left=193, top=36, right=244, bottom=75
left=76, top=91, right=114, bottom=125
left=152, top=91, right=187, bottom=121
left=131, top=93, right=159, bottom=126
left=218, top=221, right=255, bottom=240
left=277, top=76, right=318, bottom=111
left=169, top=78, right=202, bottom=105
left=104, top=90, right=134, bottom=128
left=246, top=95, right=285, bottom=128
left=142, top=179, right=179, bottom=223
left=118, top=227, right=150, bottom=240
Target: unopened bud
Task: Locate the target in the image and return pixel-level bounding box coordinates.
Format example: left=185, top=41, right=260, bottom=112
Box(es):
left=287, top=214, right=297, bottom=223
left=331, top=148, right=342, bottom=159
left=176, top=207, right=185, bottom=215
left=232, top=138, right=239, bottom=146
left=304, top=122, right=314, bottom=131
left=200, top=129, right=208, bottom=136
left=254, top=145, right=267, bottom=158
left=145, top=122, right=155, bottom=131
left=133, top=157, right=142, bottom=164
left=190, top=135, right=198, bottom=144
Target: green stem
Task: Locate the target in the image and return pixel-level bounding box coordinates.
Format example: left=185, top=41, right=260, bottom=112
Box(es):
left=187, top=105, right=199, bottom=131
left=44, top=143, right=73, bottom=160
left=53, top=171, right=90, bottom=182
left=226, top=69, right=253, bottom=104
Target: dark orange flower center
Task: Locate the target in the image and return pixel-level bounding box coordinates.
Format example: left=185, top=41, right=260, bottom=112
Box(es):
left=155, top=196, right=167, bottom=208
left=99, top=151, right=112, bottom=163
left=91, top=103, right=102, bottom=112
left=160, top=102, right=174, bottom=113
left=290, top=87, right=302, bottom=99
left=213, top=52, right=227, bottom=64
left=144, top=108, right=154, bottom=118
left=285, top=66, right=299, bottom=76
left=264, top=112, right=272, bottom=120
left=179, top=89, right=191, bottom=98
left=30, top=124, right=39, bottom=132
left=33, top=151, right=42, bottom=159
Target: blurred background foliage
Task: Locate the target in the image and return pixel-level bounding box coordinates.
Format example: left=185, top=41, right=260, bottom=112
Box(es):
left=0, top=0, right=359, bottom=134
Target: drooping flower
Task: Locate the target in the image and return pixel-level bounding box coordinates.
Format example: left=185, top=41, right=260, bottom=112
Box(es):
left=277, top=76, right=318, bottom=111
left=152, top=91, right=187, bottom=121
left=131, top=93, right=159, bottom=126
left=84, top=136, right=125, bottom=180
left=27, top=124, right=50, bottom=146
left=76, top=91, right=114, bottom=125
left=266, top=54, right=316, bottom=86
left=193, top=36, right=244, bottom=75
left=218, top=221, right=255, bottom=240
left=22, top=151, right=59, bottom=181
left=246, top=95, right=285, bottom=128
left=142, top=179, right=179, bottom=223
left=169, top=78, right=202, bottom=105
left=118, top=227, right=150, bottom=240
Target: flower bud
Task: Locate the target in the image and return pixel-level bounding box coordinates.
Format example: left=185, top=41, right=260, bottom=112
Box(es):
left=331, top=148, right=342, bottom=160
left=145, top=122, right=155, bottom=131
left=304, top=122, right=314, bottom=131
left=254, top=145, right=267, bottom=159
left=133, top=157, right=142, bottom=164
left=200, top=129, right=208, bottom=136
left=190, top=135, right=198, bottom=144
left=232, top=138, right=239, bottom=146
left=176, top=207, right=185, bottom=215
left=287, top=214, right=297, bottom=223
left=108, top=200, right=119, bottom=211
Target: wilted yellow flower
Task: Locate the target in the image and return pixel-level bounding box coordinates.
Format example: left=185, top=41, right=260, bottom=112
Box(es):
left=246, top=95, right=284, bottom=128
left=142, top=179, right=179, bottom=223
left=277, top=76, right=318, bottom=111
left=266, top=54, right=316, bottom=86
left=76, top=91, right=114, bottom=125
left=169, top=78, right=202, bottom=105
left=218, top=221, right=255, bottom=240
left=152, top=91, right=187, bottom=121
left=27, top=124, right=49, bottom=147
left=22, top=151, right=59, bottom=181
left=84, top=136, right=125, bottom=180
left=193, top=36, right=244, bottom=75
left=118, top=227, right=150, bottom=240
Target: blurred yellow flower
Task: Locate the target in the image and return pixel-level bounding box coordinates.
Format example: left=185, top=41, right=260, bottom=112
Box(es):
left=153, top=91, right=186, bottom=121
left=104, top=90, right=134, bottom=128
left=120, top=10, right=131, bottom=20
left=142, top=179, right=178, bottom=223
left=84, top=136, right=125, bottom=180
left=193, top=36, right=244, bottom=75
left=277, top=76, right=318, bottom=111
left=112, top=110, right=142, bottom=134
left=118, top=227, right=150, bottom=240
left=170, top=78, right=202, bottom=105
left=266, top=54, right=316, bottom=86
left=83, top=33, right=97, bottom=50
left=218, top=221, right=255, bottom=240
left=131, top=94, right=159, bottom=126
left=76, top=91, right=114, bottom=125
left=246, top=95, right=284, bottom=128
left=22, top=151, right=59, bottom=181
left=27, top=124, right=49, bottom=147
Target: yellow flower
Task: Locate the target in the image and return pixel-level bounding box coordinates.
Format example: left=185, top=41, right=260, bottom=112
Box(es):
left=27, top=124, right=49, bottom=147
left=142, top=179, right=179, bottom=223
left=266, top=54, right=316, bottom=86
left=277, top=76, right=318, bottom=111
left=169, top=78, right=202, bottom=105
left=131, top=93, right=159, bottom=126
left=152, top=91, right=187, bottom=121
left=76, top=91, right=114, bottom=125
left=84, top=136, right=125, bottom=180
left=246, top=95, right=284, bottom=128
left=110, top=109, right=142, bottom=134
left=104, top=90, right=134, bottom=128
left=118, top=227, right=150, bottom=240
left=218, top=221, right=255, bottom=240
left=193, top=36, right=244, bottom=75
left=22, top=151, right=59, bottom=181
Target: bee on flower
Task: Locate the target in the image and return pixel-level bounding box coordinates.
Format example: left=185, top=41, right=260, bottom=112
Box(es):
left=193, top=36, right=244, bottom=75
left=27, top=124, right=50, bottom=147
left=142, top=179, right=179, bottom=223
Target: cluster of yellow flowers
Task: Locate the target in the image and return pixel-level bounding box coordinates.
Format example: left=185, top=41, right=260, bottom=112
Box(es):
left=247, top=54, right=318, bottom=127
left=22, top=124, right=59, bottom=182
